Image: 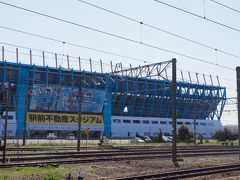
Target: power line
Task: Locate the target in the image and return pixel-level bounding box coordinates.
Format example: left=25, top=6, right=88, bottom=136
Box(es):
left=153, top=0, right=240, bottom=33
left=140, top=42, right=234, bottom=70
left=1, top=24, right=238, bottom=74
left=78, top=0, right=240, bottom=60
left=210, top=0, right=240, bottom=14
left=0, top=41, right=112, bottom=67
left=1, top=41, right=234, bottom=88
left=0, top=25, right=150, bottom=64
left=0, top=39, right=235, bottom=88
left=0, top=1, right=234, bottom=71
left=177, top=68, right=236, bottom=84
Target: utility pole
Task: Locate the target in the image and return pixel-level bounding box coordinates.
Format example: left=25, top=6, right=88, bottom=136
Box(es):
left=236, top=67, right=240, bottom=160
left=171, top=58, right=178, bottom=166
left=2, top=84, right=9, bottom=163
left=194, top=103, right=197, bottom=147
left=22, top=91, right=28, bottom=146
left=77, top=78, right=82, bottom=152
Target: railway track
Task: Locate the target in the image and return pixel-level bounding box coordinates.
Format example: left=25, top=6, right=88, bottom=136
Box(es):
left=0, top=148, right=237, bottom=157
left=5, top=145, right=236, bottom=152
left=0, top=150, right=238, bottom=168
left=116, top=163, right=240, bottom=180
left=1, top=148, right=238, bottom=159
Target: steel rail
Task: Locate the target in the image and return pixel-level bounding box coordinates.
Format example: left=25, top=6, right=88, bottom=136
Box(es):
left=1, top=148, right=238, bottom=158
left=117, top=163, right=240, bottom=180
left=0, top=151, right=238, bottom=168
left=5, top=145, right=237, bottom=151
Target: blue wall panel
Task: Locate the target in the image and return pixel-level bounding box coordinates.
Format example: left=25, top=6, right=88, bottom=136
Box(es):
left=16, top=64, right=29, bottom=137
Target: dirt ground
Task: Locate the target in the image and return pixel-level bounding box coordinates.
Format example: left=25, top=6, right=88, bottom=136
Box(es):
left=81, top=155, right=240, bottom=179
left=1, top=154, right=240, bottom=179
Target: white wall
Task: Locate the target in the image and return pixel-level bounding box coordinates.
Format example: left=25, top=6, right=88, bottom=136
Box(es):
left=0, top=112, right=222, bottom=139
left=111, top=116, right=222, bottom=139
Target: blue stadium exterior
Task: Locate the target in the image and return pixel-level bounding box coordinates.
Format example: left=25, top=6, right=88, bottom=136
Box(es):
left=0, top=60, right=226, bottom=139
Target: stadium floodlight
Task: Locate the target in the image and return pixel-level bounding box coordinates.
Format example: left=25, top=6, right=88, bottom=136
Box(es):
left=123, top=106, right=128, bottom=113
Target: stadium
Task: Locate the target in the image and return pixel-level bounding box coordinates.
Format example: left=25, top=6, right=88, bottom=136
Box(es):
left=0, top=49, right=226, bottom=139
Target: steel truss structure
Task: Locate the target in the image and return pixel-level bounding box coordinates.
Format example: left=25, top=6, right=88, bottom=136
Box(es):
left=111, top=60, right=226, bottom=120
left=0, top=61, right=226, bottom=135
left=112, top=61, right=172, bottom=80
left=0, top=44, right=226, bottom=137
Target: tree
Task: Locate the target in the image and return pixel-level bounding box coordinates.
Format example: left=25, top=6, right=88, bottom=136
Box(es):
left=178, top=125, right=192, bottom=142
left=213, top=128, right=237, bottom=142
left=158, top=129, right=163, bottom=143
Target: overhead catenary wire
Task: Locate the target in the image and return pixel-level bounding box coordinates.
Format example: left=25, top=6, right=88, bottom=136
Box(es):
left=0, top=1, right=236, bottom=112
left=209, top=0, right=240, bottom=14
left=0, top=25, right=150, bottom=64
left=1, top=24, right=237, bottom=74
left=0, top=48, right=97, bottom=66
left=177, top=68, right=236, bottom=84
left=78, top=0, right=240, bottom=60
left=0, top=3, right=236, bottom=129
left=0, top=41, right=110, bottom=65
left=0, top=1, right=235, bottom=71
left=153, top=0, right=240, bottom=33
left=0, top=41, right=234, bottom=87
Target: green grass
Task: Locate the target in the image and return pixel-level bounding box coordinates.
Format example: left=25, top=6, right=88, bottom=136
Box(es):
left=7, top=139, right=238, bottom=149
left=0, top=165, right=70, bottom=180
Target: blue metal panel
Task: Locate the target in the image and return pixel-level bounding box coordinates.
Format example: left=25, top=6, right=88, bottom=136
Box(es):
left=71, top=69, right=74, bottom=87
left=120, top=76, right=128, bottom=116
left=166, top=83, right=174, bottom=117
left=176, top=83, right=183, bottom=117
left=58, top=67, right=62, bottom=85
left=32, top=65, right=35, bottom=86
left=46, top=66, right=49, bottom=84
left=104, top=76, right=112, bottom=138
left=83, top=71, right=86, bottom=88
left=139, top=78, right=147, bottom=116
left=182, top=83, right=191, bottom=118
left=201, top=85, right=207, bottom=119
left=207, top=86, right=214, bottom=120
left=212, top=88, right=219, bottom=119
left=110, top=75, right=119, bottom=114
left=16, top=63, right=29, bottom=137
left=218, top=87, right=226, bottom=120
left=149, top=80, right=157, bottom=116
left=158, top=81, right=166, bottom=117
left=130, top=78, right=138, bottom=116
left=193, top=84, right=200, bottom=119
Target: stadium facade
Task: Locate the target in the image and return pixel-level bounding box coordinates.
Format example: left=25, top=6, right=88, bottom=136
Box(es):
left=0, top=59, right=226, bottom=139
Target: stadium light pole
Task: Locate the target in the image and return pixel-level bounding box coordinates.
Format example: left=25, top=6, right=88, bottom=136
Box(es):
left=236, top=67, right=240, bottom=160
left=77, top=78, right=82, bottom=152
left=171, top=58, right=178, bottom=166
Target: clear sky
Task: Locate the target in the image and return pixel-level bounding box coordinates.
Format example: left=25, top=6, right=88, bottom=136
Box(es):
left=0, top=0, right=239, bottom=125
